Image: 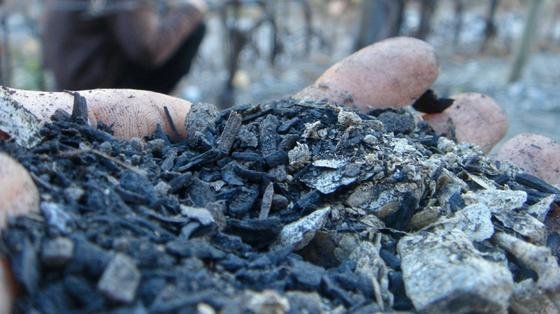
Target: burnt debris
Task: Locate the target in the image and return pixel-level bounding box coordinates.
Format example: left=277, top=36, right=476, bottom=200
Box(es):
left=1, top=97, right=560, bottom=313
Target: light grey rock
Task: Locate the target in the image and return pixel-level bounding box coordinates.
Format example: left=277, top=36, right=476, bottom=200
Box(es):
left=463, top=189, right=527, bottom=213
left=509, top=279, right=560, bottom=314
left=40, top=202, right=72, bottom=233
left=98, top=254, right=141, bottom=303
left=409, top=206, right=442, bottom=231
left=349, top=241, right=393, bottom=307
left=337, top=110, right=362, bottom=127
left=312, top=159, right=346, bottom=169
left=64, top=186, right=85, bottom=201
left=439, top=203, right=494, bottom=242
left=180, top=205, right=215, bottom=226
left=462, top=189, right=546, bottom=243
left=493, top=211, right=547, bottom=244
left=346, top=182, right=421, bottom=218
left=246, top=290, right=290, bottom=314
left=41, top=237, right=74, bottom=267
left=303, top=121, right=322, bottom=139
left=275, top=207, right=330, bottom=250
left=493, top=232, right=560, bottom=292
left=300, top=167, right=357, bottom=194
left=286, top=291, right=325, bottom=314
left=398, top=229, right=513, bottom=314
left=153, top=181, right=171, bottom=196
left=527, top=194, right=556, bottom=222
left=288, top=142, right=310, bottom=169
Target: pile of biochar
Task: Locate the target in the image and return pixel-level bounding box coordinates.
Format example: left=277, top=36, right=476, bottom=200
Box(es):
left=1, top=96, right=560, bottom=314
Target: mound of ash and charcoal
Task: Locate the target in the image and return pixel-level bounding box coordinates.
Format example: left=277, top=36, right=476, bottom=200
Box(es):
left=1, top=95, right=560, bottom=314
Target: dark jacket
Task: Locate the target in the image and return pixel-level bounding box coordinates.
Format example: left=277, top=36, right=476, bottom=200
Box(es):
left=43, top=0, right=203, bottom=90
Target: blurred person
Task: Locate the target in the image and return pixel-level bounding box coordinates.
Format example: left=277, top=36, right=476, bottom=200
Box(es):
left=42, top=0, right=207, bottom=93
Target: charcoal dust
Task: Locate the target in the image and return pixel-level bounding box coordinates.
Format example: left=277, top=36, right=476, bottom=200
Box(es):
left=1, top=97, right=560, bottom=314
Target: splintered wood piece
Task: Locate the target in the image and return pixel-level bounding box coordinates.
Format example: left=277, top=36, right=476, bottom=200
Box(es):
left=70, top=92, right=89, bottom=124
left=217, top=111, right=242, bottom=154
left=259, top=183, right=274, bottom=220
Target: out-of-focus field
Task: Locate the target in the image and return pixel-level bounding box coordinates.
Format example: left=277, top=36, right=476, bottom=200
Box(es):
left=3, top=0, right=560, bottom=147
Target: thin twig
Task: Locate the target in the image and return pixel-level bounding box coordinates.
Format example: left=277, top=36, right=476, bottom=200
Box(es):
left=371, top=275, right=384, bottom=311
left=163, top=106, right=180, bottom=139
left=58, top=147, right=144, bottom=175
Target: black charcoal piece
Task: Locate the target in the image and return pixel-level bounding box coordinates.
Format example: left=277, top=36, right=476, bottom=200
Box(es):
left=321, top=275, right=355, bottom=307
left=225, top=218, right=282, bottom=249
left=515, top=172, right=560, bottom=194
left=70, top=92, right=88, bottom=124
left=233, top=164, right=272, bottom=183
left=98, top=254, right=141, bottom=303
left=377, top=111, right=415, bottom=134
left=109, top=303, right=149, bottom=314
left=289, top=259, right=325, bottom=290
left=232, top=151, right=263, bottom=162
left=160, top=149, right=177, bottom=171
left=379, top=248, right=400, bottom=270
left=388, top=271, right=413, bottom=310
left=271, top=194, right=290, bottom=211
left=277, top=117, right=300, bottom=134
left=383, top=192, right=419, bottom=230
left=222, top=163, right=245, bottom=186
left=68, top=237, right=112, bottom=277
left=177, top=149, right=223, bottom=171
left=294, top=190, right=322, bottom=211
left=41, top=237, right=74, bottom=267
left=187, top=178, right=216, bottom=207
left=265, top=151, right=289, bottom=168
left=150, top=290, right=220, bottom=313
left=217, top=111, right=242, bottom=153
left=259, top=115, right=279, bottom=157
left=116, top=186, right=150, bottom=205
left=166, top=239, right=226, bottom=260
left=279, top=134, right=299, bottom=151
left=228, top=186, right=259, bottom=217
left=547, top=232, right=560, bottom=257
left=32, top=283, right=73, bottom=314
left=212, top=233, right=253, bottom=254
left=65, top=275, right=106, bottom=311
left=168, top=172, right=193, bottom=193
left=119, top=170, right=155, bottom=198
left=411, top=89, right=454, bottom=114
left=185, top=102, right=219, bottom=148
left=237, top=125, right=259, bottom=148
left=5, top=234, right=39, bottom=294
left=221, top=254, right=247, bottom=271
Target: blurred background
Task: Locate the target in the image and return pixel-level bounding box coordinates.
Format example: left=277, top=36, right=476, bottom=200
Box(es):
left=0, top=0, right=559, bottom=145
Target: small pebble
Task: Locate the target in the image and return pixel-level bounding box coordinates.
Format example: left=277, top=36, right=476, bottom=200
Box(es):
left=98, top=254, right=141, bottom=303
